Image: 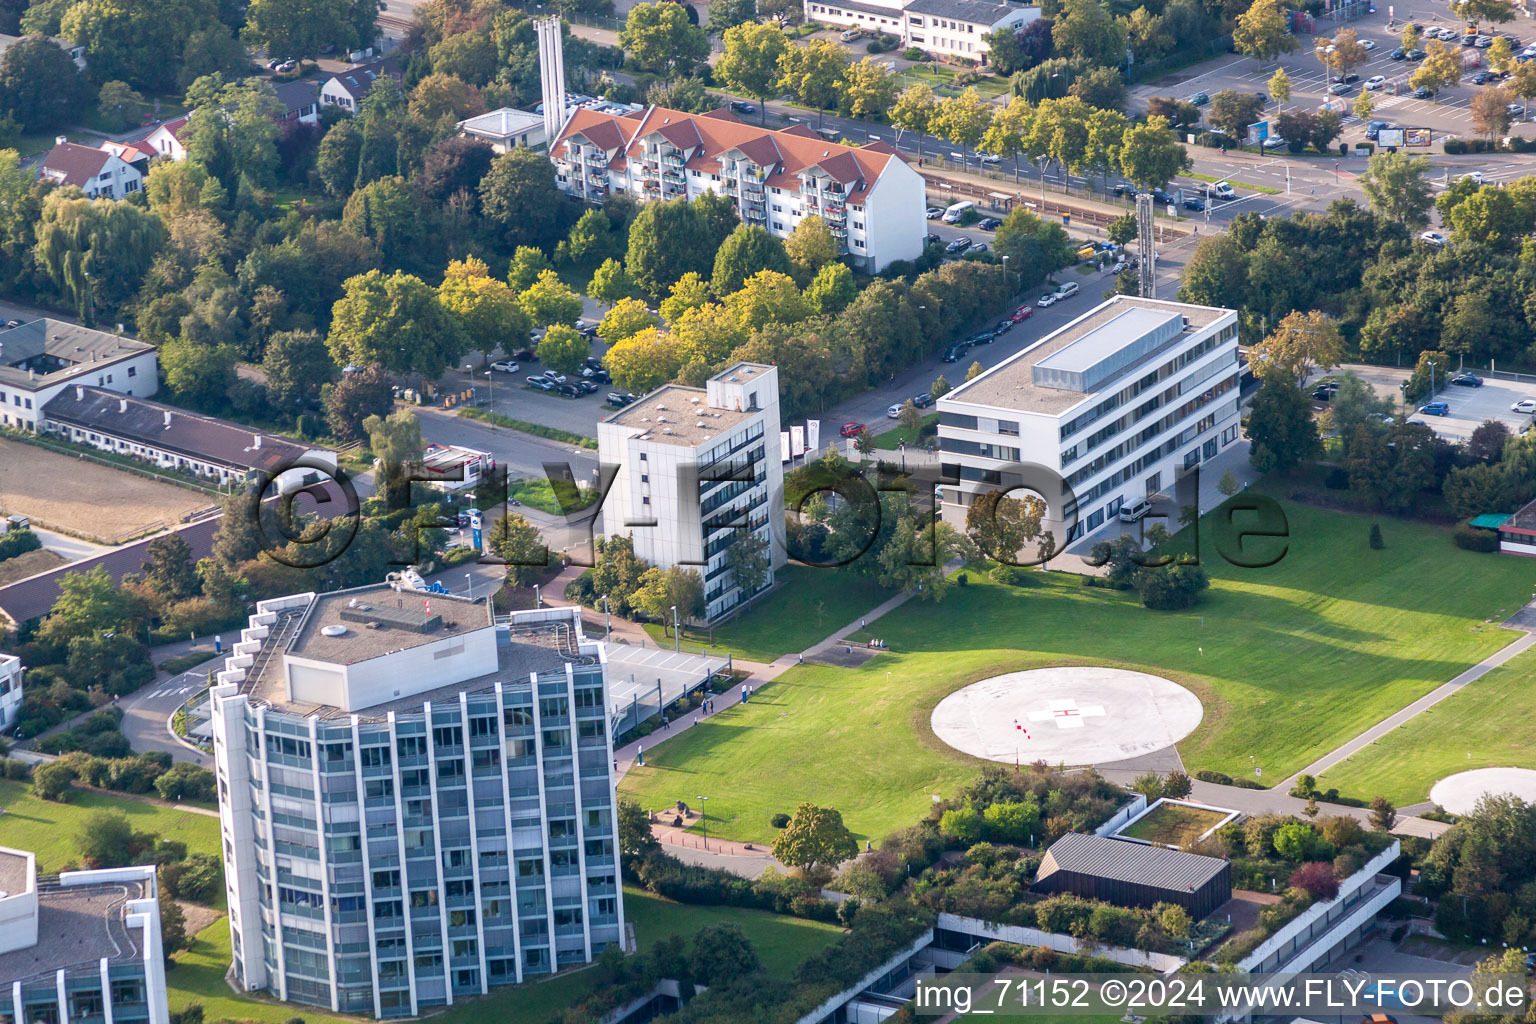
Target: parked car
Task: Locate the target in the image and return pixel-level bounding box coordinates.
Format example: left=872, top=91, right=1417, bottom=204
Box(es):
left=512, top=348, right=535, bottom=361
left=556, top=383, right=581, bottom=398
left=944, top=236, right=973, bottom=254
left=276, top=60, right=297, bottom=73
left=1331, top=72, right=1360, bottom=83
left=456, top=507, right=481, bottom=527
left=1010, top=305, right=1034, bottom=322
left=1414, top=85, right=1434, bottom=99
left=1391, top=47, right=1406, bottom=59
left=968, top=241, right=989, bottom=254
left=968, top=331, right=995, bottom=346
left=1262, top=135, right=1287, bottom=150
left=839, top=421, right=866, bottom=437
left=887, top=403, right=905, bottom=418
left=1365, top=74, right=1388, bottom=89
left=575, top=379, right=600, bottom=395
left=1461, top=170, right=1486, bottom=185
left=490, top=361, right=519, bottom=373
left=528, top=377, right=555, bottom=391
left=978, top=153, right=1002, bottom=165
left=1037, top=292, right=1059, bottom=307
left=1312, top=380, right=1340, bottom=400
left=1512, top=398, right=1536, bottom=413
left=545, top=372, right=568, bottom=384
left=925, top=232, right=941, bottom=247
left=926, top=207, right=944, bottom=219
left=1420, top=230, right=1448, bottom=246
left=977, top=216, right=1003, bottom=230
left=1329, top=82, right=1354, bottom=95
left=1406, top=48, right=1427, bottom=60
left=912, top=392, right=935, bottom=409
left=2, top=319, right=20, bottom=329
left=941, top=342, right=971, bottom=362
left=1183, top=196, right=1206, bottom=211
left=1418, top=401, right=1451, bottom=416
left=574, top=319, right=599, bottom=337
left=994, top=318, right=1015, bottom=334
left=729, top=100, right=757, bottom=114
left=1361, top=38, right=1377, bottom=50
left=1149, top=188, right=1174, bottom=205
left=1451, top=373, right=1484, bottom=387
left=1471, top=70, right=1492, bottom=84
left=1187, top=91, right=1210, bottom=105
left=1111, top=182, right=1133, bottom=196
left=1053, top=281, right=1079, bottom=300
left=1118, top=498, right=1153, bottom=522
left=1365, top=120, right=1394, bottom=139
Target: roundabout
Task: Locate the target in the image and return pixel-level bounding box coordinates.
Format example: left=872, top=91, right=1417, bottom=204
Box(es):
left=930, top=666, right=1205, bottom=767
left=1429, top=767, right=1536, bottom=816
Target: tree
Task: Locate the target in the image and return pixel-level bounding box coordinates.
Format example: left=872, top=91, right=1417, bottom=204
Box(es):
left=244, top=0, right=357, bottom=60
left=1208, top=90, right=1266, bottom=140
left=1471, top=85, right=1514, bottom=141
left=180, top=76, right=285, bottom=192
left=409, top=72, right=485, bottom=129
left=604, top=327, right=681, bottom=393
left=707, top=0, right=757, bottom=33
left=689, top=923, right=762, bottom=986
left=1135, top=563, right=1209, bottom=609
left=1233, top=0, right=1297, bottom=63
left=1288, top=860, right=1340, bottom=900
left=1119, top=116, right=1191, bottom=190
left=416, top=135, right=495, bottom=210
left=76, top=810, right=144, bottom=868
left=717, top=22, right=788, bottom=124
left=1217, top=470, right=1240, bottom=497
left=725, top=529, right=772, bottom=598
left=1052, top=0, right=1125, bottom=64
left=878, top=514, right=975, bottom=600
left=588, top=258, right=637, bottom=305
left=713, top=224, right=792, bottom=295
left=1411, top=41, right=1463, bottom=97
left=518, top=269, right=583, bottom=332
left=160, top=337, right=238, bottom=411
left=1468, top=419, right=1511, bottom=463
left=508, top=245, right=553, bottom=292
left=365, top=409, right=422, bottom=510
left=1248, top=380, right=1320, bottom=474
left=159, top=892, right=188, bottom=958
left=96, top=80, right=145, bottom=133
left=598, top=297, right=658, bottom=346
left=632, top=565, right=705, bottom=625
left=966, top=489, right=1044, bottom=562
left=34, top=191, right=167, bottom=322
left=931, top=87, right=991, bottom=170
left=805, top=261, right=856, bottom=315
left=776, top=39, right=847, bottom=127
left=617, top=797, right=661, bottom=860
left=1368, top=795, right=1397, bottom=832
left=983, top=24, right=1027, bottom=75
left=316, top=118, right=363, bottom=196
left=621, top=1, right=709, bottom=78
left=840, top=57, right=897, bottom=121
left=479, top=147, right=565, bottom=252
left=1508, top=59, right=1536, bottom=115
left=1352, top=89, right=1376, bottom=124
left=536, top=324, right=590, bottom=375
left=626, top=198, right=712, bottom=300
left=32, top=760, right=76, bottom=801
left=1158, top=903, right=1192, bottom=939
left=142, top=534, right=200, bottom=602
left=561, top=208, right=618, bottom=267
left=931, top=376, right=952, bottom=399
left=328, top=270, right=465, bottom=377
left=1107, top=214, right=1137, bottom=247
left=1083, top=106, right=1127, bottom=193
left=891, top=84, right=937, bottom=159
left=1458, top=0, right=1515, bottom=31
left=771, top=802, right=858, bottom=872
left=325, top=363, right=393, bottom=442
left=1252, top=310, right=1343, bottom=385
left=487, top=512, right=548, bottom=587
left=660, top=271, right=711, bottom=324
left=1268, top=67, right=1292, bottom=109
left=438, top=256, right=528, bottom=363
left=723, top=270, right=808, bottom=333
left=1315, top=28, right=1369, bottom=81
left=784, top=216, right=838, bottom=284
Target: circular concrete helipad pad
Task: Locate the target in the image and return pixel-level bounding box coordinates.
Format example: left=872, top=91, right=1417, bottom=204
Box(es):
left=930, top=666, right=1204, bottom=767
left=1429, top=767, right=1536, bottom=816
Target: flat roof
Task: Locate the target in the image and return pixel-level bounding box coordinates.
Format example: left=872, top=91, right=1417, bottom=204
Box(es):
left=603, top=383, right=756, bottom=447
left=0, top=319, right=154, bottom=391
left=0, top=847, right=30, bottom=894
left=1036, top=307, right=1182, bottom=375
left=0, top=878, right=147, bottom=985
left=288, top=585, right=493, bottom=664
left=945, top=297, right=1232, bottom=415
left=1036, top=832, right=1228, bottom=891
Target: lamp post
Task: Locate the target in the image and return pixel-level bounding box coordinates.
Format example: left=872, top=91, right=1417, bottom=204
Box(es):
left=1001, top=254, right=1011, bottom=294
left=602, top=594, right=611, bottom=637
left=671, top=604, right=680, bottom=653
left=534, top=584, right=541, bottom=609
left=697, top=795, right=709, bottom=849
left=464, top=572, right=472, bottom=599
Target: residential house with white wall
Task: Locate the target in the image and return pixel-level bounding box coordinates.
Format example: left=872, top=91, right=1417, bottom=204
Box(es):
left=37, top=140, right=142, bottom=199
left=0, top=654, right=20, bottom=731
left=802, top=0, right=1039, bottom=62
left=458, top=107, right=547, bottom=152
left=320, top=56, right=403, bottom=115
left=0, top=319, right=158, bottom=432
left=550, top=105, right=926, bottom=273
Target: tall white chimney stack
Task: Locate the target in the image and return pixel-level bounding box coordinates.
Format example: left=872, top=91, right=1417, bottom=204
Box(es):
left=536, top=17, right=567, bottom=152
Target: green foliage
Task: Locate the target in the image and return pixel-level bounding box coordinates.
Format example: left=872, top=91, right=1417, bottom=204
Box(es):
left=327, top=268, right=466, bottom=378
left=626, top=198, right=714, bottom=300
left=0, top=526, right=41, bottom=561
left=713, top=224, right=793, bottom=296
left=0, top=37, right=80, bottom=131
left=939, top=806, right=983, bottom=846
left=1247, top=382, right=1320, bottom=474
left=32, top=761, right=76, bottom=801
left=771, top=802, right=859, bottom=870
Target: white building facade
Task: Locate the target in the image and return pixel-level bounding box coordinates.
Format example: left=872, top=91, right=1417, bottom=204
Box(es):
left=0, top=654, right=19, bottom=732
left=802, top=0, right=1040, bottom=61
left=937, top=297, right=1242, bottom=544
left=0, top=319, right=158, bottom=432
left=598, top=363, right=787, bottom=622
left=551, top=105, right=926, bottom=273
left=210, top=591, right=624, bottom=1018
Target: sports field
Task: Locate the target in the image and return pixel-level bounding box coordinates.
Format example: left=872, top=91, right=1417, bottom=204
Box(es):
left=620, top=497, right=1535, bottom=844
left=1318, top=646, right=1536, bottom=805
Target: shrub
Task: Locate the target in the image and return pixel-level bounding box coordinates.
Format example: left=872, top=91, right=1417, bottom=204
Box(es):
left=1369, top=523, right=1383, bottom=549
left=1195, top=769, right=1232, bottom=785
left=1357, top=142, right=1373, bottom=155
left=1289, top=860, right=1339, bottom=900
left=1324, top=466, right=1350, bottom=489
left=770, top=812, right=791, bottom=829
left=1444, top=138, right=1467, bottom=154
left=155, top=763, right=216, bottom=802
left=982, top=800, right=1041, bottom=844
left=938, top=807, right=983, bottom=847
left=1453, top=521, right=1498, bottom=552
left=989, top=564, right=1033, bottom=587
left=902, top=47, right=927, bottom=60
left=32, top=761, right=77, bottom=801
left=0, top=527, right=41, bottom=561
left=1273, top=821, right=1319, bottom=860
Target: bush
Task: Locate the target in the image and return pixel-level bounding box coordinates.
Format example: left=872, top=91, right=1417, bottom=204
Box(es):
left=1289, top=860, right=1339, bottom=900
left=938, top=807, right=983, bottom=847
left=154, top=763, right=216, bottom=802
left=32, top=760, right=77, bottom=801
left=1339, top=143, right=1349, bottom=155
left=1357, top=142, right=1374, bottom=155
left=1195, top=769, right=1232, bottom=785
left=770, top=812, right=791, bottom=829
left=0, top=527, right=41, bottom=561
left=989, top=564, right=1033, bottom=587
left=1453, top=521, right=1498, bottom=552
left=1444, top=138, right=1467, bottom=155
left=902, top=47, right=927, bottom=60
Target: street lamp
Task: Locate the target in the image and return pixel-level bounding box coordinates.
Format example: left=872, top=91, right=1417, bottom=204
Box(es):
left=1001, top=254, right=1011, bottom=294
left=671, top=605, right=680, bottom=652
left=696, top=795, right=709, bottom=849
left=465, top=572, right=472, bottom=599
left=533, top=584, right=541, bottom=609
left=602, top=594, right=611, bottom=638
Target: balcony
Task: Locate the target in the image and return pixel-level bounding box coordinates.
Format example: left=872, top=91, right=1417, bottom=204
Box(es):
left=662, top=152, right=685, bottom=168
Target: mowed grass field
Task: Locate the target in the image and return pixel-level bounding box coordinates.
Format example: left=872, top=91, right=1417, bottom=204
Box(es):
left=0, top=779, right=221, bottom=871
left=620, top=498, right=1534, bottom=844
left=1318, top=646, right=1536, bottom=805
left=168, top=888, right=842, bottom=1024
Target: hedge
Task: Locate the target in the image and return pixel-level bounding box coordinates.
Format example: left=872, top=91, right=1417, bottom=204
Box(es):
left=1453, top=520, right=1499, bottom=552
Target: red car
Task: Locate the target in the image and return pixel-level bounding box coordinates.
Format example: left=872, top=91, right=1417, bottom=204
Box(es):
left=1010, top=305, right=1034, bottom=322
left=839, top=421, right=867, bottom=438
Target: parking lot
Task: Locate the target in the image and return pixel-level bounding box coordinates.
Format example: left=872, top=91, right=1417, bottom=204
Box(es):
left=1407, top=372, right=1536, bottom=440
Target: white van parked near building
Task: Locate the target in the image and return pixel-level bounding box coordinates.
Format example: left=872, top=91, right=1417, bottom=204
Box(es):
left=942, top=200, right=975, bottom=223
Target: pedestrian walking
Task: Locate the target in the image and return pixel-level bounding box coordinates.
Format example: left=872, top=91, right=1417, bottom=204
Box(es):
left=693, top=714, right=699, bottom=726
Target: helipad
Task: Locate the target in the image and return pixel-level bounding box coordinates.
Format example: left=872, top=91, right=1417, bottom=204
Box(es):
left=930, top=666, right=1204, bottom=766
left=1429, top=767, right=1536, bottom=816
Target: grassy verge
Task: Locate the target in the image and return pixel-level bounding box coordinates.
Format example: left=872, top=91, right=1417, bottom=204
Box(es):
left=509, top=477, right=598, bottom=515
left=0, top=778, right=220, bottom=871
left=894, top=65, right=1012, bottom=98
left=1318, top=646, right=1536, bottom=805
left=160, top=650, right=220, bottom=676
left=1185, top=171, right=1283, bottom=195
left=459, top=406, right=597, bottom=449
left=873, top=413, right=938, bottom=450
left=639, top=564, right=895, bottom=663
left=621, top=495, right=1534, bottom=844
left=168, top=887, right=841, bottom=1024
left=1119, top=802, right=1229, bottom=848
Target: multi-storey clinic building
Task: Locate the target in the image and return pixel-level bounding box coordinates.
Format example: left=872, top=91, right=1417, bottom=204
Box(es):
left=209, top=592, right=624, bottom=1018
left=597, top=363, right=786, bottom=622
left=0, top=850, right=169, bottom=1024
left=550, top=105, right=925, bottom=273
left=937, top=297, right=1241, bottom=543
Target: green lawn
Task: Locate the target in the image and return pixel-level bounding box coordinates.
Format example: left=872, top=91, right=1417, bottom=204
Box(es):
left=1318, top=646, right=1536, bottom=805
left=168, top=888, right=840, bottom=1024
left=620, top=496, right=1534, bottom=845
left=873, top=413, right=938, bottom=450
left=1119, top=802, right=1228, bottom=848
left=0, top=779, right=221, bottom=871
left=640, top=564, right=896, bottom=663
left=509, top=476, right=597, bottom=515
left=895, top=65, right=1012, bottom=99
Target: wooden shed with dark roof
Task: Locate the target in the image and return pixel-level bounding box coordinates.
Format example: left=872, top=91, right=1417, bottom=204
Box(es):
left=1033, top=832, right=1232, bottom=919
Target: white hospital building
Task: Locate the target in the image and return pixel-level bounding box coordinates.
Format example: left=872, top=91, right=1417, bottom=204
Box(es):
left=937, top=296, right=1242, bottom=543
left=597, top=363, right=786, bottom=623
left=551, top=105, right=926, bottom=273
left=209, top=590, right=624, bottom=1018
left=803, top=0, right=1040, bottom=62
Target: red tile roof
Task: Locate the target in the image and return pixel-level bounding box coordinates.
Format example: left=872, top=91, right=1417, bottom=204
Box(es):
left=39, top=142, right=110, bottom=187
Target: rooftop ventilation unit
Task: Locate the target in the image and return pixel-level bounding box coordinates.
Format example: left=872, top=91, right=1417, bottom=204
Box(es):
left=320, top=625, right=347, bottom=637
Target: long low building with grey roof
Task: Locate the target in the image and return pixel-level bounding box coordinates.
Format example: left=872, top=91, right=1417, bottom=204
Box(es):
left=936, top=295, right=1241, bottom=547
left=0, top=848, right=169, bottom=1024
left=208, top=588, right=625, bottom=1017
left=1033, top=832, right=1232, bottom=919
left=0, top=319, right=157, bottom=432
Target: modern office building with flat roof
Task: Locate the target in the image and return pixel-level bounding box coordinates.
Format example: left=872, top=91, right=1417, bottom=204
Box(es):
left=209, top=588, right=624, bottom=1018
left=937, top=296, right=1241, bottom=544
left=597, top=362, right=785, bottom=622
left=0, top=848, right=169, bottom=1024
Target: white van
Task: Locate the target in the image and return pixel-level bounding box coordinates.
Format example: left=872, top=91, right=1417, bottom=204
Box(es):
left=941, top=200, right=975, bottom=223
left=1053, top=281, right=1079, bottom=300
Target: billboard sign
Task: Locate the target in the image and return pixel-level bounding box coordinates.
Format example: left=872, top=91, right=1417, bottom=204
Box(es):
left=1248, top=120, right=1269, bottom=144
left=1405, top=127, right=1432, bottom=147
left=1377, top=127, right=1406, bottom=148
